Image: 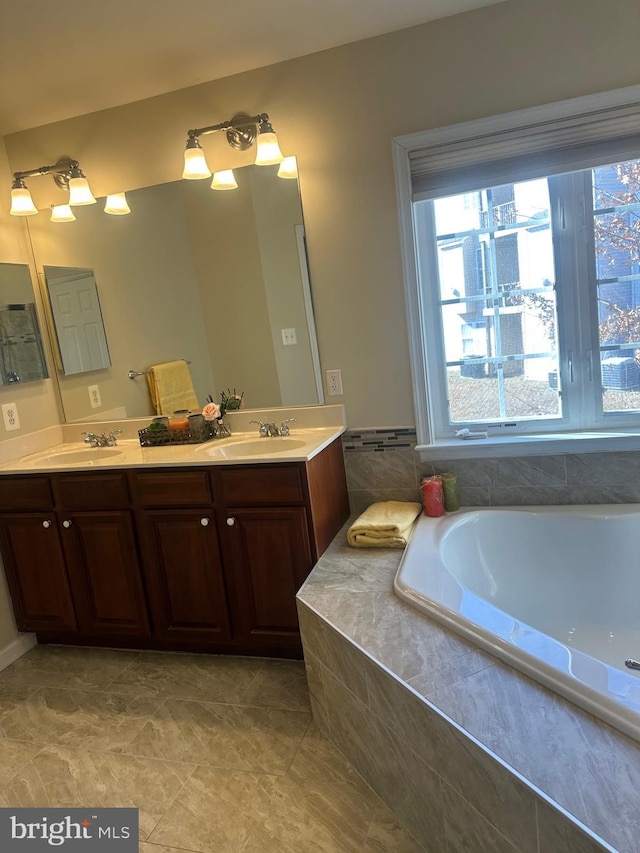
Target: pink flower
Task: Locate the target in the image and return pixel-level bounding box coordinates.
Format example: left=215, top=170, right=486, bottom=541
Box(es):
left=202, top=402, right=221, bottom=421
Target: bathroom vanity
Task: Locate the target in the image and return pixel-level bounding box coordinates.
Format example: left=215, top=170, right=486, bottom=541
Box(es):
left=0, top=419, right=349, bottom=659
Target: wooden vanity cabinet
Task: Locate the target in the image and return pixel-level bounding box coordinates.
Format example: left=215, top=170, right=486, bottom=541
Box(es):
left=0, top=510, right=77, bottom=633
left=0, top=436, right=349, bottom=658
left=51, top=473, right=150, bottom=638
left=133, top=470, right=232, bottom=644
left=212, top=438, right=350, bottom=655
left=0, top=473, right=149, bottom=637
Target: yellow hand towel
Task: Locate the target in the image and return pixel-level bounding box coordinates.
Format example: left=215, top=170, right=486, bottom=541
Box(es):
left=347, top=500, right=422, bottom=548
left=147, top=360, right=200, bottom=415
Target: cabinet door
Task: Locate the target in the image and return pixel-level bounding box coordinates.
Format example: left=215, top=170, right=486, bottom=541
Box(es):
left=61, top=511, right=150, bottom=637
left=140, top=510, right=232, bottom=641
left=223, top=507, right=312, bottom=646
left=0, top=514, right=77, bottom=632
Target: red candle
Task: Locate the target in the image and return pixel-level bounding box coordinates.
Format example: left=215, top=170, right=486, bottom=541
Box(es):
left=421, top=476, right=445, bottom=517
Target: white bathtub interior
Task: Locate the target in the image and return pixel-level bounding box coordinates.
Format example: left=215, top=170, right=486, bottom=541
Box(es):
left=394, top=505, right=640, bottom=742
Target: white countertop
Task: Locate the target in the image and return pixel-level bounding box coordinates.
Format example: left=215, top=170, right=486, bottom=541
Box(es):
left=0, top=426, right=345, bottom=474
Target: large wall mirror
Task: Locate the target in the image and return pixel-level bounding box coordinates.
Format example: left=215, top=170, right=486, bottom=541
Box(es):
left=27, top=162, right=323, bottom=422
left=0, top=263, right=49, bottom=385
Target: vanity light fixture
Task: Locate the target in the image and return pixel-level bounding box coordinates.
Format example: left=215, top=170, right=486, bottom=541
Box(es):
left=277, top=155, right=298, bottom=180
left=104, top=192, right=131, bottom=215
left=9, top=157, right=96, bottom=217
left=210, top=170, right=238, bottom=191
left=9, top=178, right=38, bottom=216
left=182, top=112, right=284, bottom=183
left=50, top=204, right=76, bottom=222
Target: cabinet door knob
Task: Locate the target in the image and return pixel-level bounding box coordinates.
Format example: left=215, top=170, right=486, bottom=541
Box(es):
left=62, top=520, right=72, bottom=529
left=42, top=520, right=52, bottom=529
left=226, top=517, right=236, bottom=527
left=200, top=517, right=210, bottom=527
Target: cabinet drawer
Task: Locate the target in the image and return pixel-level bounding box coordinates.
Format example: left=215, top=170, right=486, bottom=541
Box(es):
left=0, top=477, right=54, bottom=511
left=54, top=473, right=131, bottom=510
left=216, top=465, right=305, bottom=506
left=134, top=470, right=212, bottom=507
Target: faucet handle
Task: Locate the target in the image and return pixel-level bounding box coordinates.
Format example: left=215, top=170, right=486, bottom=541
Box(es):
left=249, top=420, right=269, bottom=437
left=105, top=429, right=122, bottom=446
left=280, top=418, right=296, bottom=436
left=82, top=431, right=97, bottom=444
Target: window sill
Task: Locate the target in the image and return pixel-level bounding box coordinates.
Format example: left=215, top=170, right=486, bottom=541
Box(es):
left=417, top=430, right=640, bottom=460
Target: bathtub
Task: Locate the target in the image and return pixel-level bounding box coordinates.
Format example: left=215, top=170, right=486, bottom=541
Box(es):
left=394, top=505, right=640, bottom=742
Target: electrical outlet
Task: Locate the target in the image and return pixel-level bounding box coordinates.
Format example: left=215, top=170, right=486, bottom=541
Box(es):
left=326, top=369, right=343, bottom=396
left=2, top=402, right=20, bottom=432
left=281, top=328, right=297, bottom=346
left=88, top=384, right=102, bottom=409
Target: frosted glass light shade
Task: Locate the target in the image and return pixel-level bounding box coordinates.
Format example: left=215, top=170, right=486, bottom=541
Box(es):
left=50, top=204, right=76, bottom=222
left=183, top=147, right=211, bottom=179
left=210, top=170, right=238, bottom=190
left=104, top=192, right=131, bottom=215
left=255, top=132, right=284, bottom=165
left=277, top=156, right=298, bottom=179
left=68, top=177, right=96, bottom=205
left=10, top=187, right=38, bottom=216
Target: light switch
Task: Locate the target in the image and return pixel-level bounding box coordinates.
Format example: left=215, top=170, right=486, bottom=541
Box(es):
left=282, top=328, right=297, bottom=346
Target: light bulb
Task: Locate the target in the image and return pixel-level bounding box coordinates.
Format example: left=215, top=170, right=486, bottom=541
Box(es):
left=255, top=131, right=284, bottom=166
left=277, top=156, right=298, bottom=179
left=10, top=187, right=38, bottom=216
left=68, top=176, right=96, bottom=205
left=210, top=170, right=238, bottom=191
left=183, top=146, right=211, bottom=179
left=50, top=204, right=76, bottom=222
left=104, top=192, right=131, bottom=215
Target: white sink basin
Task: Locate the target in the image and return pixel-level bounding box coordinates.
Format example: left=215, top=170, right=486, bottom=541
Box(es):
left=25, top=447, right=124, bottom=466
left=200, top=437, right=308, bottom=460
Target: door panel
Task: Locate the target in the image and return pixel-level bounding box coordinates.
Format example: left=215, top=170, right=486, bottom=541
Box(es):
left=0, top=514, right=77, bottom=632
left=63, top=511, right=149, bottom=636
left=141, top=510, right=232, bottom=641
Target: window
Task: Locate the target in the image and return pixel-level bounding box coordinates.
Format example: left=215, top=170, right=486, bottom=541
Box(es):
left=394, top=86, right=640, bottom=446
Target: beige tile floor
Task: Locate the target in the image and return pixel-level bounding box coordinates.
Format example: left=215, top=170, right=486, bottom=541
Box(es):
left=0, top=645, right=425, bottom=852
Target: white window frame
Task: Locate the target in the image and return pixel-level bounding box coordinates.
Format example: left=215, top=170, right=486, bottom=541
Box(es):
left=393, top=84, right=640, bottom=459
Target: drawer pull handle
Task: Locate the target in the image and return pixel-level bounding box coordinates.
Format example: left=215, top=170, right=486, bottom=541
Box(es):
left=200, top=517, right=209, bottom=527
left=226, top=517, right=236, bottom=527
left=63, top=520, right=72, bottom=529
left=42, top=520, right=52, bottom=529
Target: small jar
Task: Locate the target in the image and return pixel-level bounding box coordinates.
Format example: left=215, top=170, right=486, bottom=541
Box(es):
left=168, top=410, right=189, bottom=430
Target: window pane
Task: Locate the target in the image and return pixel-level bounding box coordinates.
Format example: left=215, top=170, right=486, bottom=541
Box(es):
left=592, top=160, right=640, bottom=413
left=433, top=180, right=561, bottom=425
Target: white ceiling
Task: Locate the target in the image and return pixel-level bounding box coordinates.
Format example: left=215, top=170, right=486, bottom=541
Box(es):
left=0, top=0, right=506, bottom=136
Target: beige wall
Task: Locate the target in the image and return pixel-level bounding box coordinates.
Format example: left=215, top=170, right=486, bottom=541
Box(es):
left=4, top=0, right=640, bottom=427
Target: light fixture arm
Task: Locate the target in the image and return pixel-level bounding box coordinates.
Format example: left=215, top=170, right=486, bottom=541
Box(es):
left=186, top=113, right=270, bottom=153
left=12, top=157, right=83, bottom=191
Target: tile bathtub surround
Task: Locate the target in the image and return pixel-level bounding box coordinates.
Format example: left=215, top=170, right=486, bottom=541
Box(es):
left=342, top=429, right=640, bottom=511
left=297, top=522, right=635, bottom=852
left=0, top=644, right=424, bottom=852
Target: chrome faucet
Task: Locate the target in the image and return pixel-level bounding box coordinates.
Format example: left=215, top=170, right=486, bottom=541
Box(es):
left=82, top=429, right=122, bottom=447
left=249, top=418, right=296, bottom=437
left=249, top=420, right=270, bottom=437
